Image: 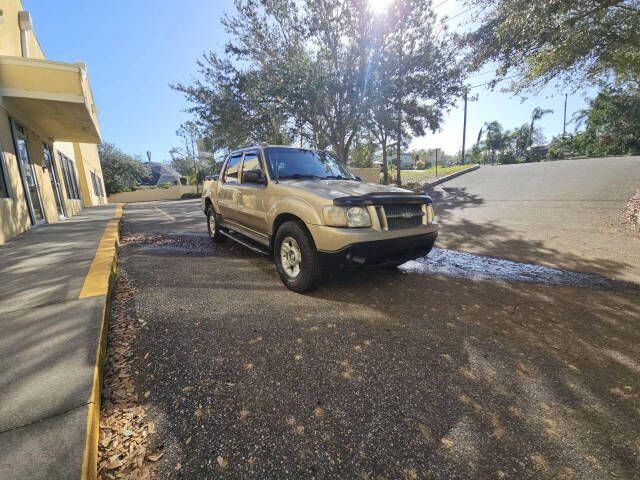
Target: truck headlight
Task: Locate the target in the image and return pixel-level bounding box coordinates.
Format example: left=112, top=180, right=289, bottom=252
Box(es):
left=323, top=206, right=371, bottom=228
left=426, top=204, right=434, bottom=224
left=346, top=206, right=371, bottom=227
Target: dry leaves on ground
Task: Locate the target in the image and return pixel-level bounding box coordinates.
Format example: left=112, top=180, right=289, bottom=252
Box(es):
left=98, top=273, right=159, bottom=479
left=621, top=189, right=640, bottom=233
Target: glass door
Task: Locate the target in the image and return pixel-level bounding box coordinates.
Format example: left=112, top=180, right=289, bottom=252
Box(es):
left=43, top=144, right=65, bottom=219
left=11, top=120, right=45, bottom=224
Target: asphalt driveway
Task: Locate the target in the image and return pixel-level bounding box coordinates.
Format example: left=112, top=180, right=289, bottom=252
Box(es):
left=113, top=198, right=640, bottom=479
left=430, top=157, right=640, bottom=283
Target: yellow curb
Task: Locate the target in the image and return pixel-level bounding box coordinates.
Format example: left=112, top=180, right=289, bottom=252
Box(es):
left=80, top=204, right=123, bottom=480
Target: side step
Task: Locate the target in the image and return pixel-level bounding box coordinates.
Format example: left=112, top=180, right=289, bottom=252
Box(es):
left=219, top=229, right=270, bottom=255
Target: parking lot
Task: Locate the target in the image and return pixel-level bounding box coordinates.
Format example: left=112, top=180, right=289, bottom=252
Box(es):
left=115, top=188, right=640, bottom=478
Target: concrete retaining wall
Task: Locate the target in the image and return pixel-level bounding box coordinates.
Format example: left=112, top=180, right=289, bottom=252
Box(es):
left=107, top=185, right=197, bottom=203
left=350, top=168, right=380, bottom=184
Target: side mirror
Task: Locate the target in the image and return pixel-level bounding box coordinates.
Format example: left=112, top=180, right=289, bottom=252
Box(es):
left=242, top=169, right=267, bottom=185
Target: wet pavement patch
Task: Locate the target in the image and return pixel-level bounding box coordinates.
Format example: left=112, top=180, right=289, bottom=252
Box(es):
left=400, top=248, right=632, bottom=288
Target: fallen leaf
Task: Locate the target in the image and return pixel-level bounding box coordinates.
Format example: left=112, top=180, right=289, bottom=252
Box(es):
left=105, top=458, right=125, bottom=470
left=147, top=422, right=155, bottom=434
left=147, top=452, right=164, bottom=462
left=181, top=386, right=193, bottom=392
left=144, top=391, right=150, bottom=398
left=185, top=436, right=192, bottom=445
left=217, top=456, right=229, bottom=470
left=175, top=462, right=182, bottom=471
left=144, top=352, right=150, bottom=360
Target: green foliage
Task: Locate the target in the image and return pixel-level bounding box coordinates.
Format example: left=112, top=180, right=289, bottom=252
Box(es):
left=550, top=86, right=640, bottom=158
left=180, top=176, right=188, bottom=185
left=159, top=182, right=172, bottom=189
left=173, top=0, right=466, bottom=166
left=462, top=0, right=640, bottom=92
left=348, top=137, right=377, bottom=168
left=180, top=192, right=201, bottom=199
left=98, top=142, right=149, bottom=195
left=575, top=87, right=640, bottom=156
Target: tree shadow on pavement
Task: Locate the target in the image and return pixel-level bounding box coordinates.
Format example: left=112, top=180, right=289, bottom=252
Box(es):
left=309, top=269, right=640, bottom=478
left=427, top=186, right=636, bottom=283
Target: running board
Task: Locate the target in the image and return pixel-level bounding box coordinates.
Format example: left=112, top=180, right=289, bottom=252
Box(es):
left=220, top=229, right=270, bottom=255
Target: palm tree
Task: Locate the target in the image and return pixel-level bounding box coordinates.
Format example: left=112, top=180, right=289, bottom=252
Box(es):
left=528, top=107, right=553, bottom=148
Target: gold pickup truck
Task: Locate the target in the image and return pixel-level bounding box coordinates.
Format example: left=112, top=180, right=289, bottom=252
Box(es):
left=202, top=144, right=438, bottom=292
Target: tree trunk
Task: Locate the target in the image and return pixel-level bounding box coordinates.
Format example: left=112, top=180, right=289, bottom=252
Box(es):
left=528, top=117, right=535, bottom=148
left=395, top=130, right=402, bottom=186
left=382, top=141, right=389, bottom=185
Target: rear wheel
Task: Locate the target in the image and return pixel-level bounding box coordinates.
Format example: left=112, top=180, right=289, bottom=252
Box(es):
left=274, top=221, right=322, bottom=292
left=206, top=205, right=225, bottom=243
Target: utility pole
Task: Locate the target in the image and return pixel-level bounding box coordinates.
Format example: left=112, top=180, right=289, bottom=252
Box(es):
left=461, top=90, right=468, bottom=164
left=563, top=93, right=568, bottom=136
left=435, top=148, right=438, bottom=178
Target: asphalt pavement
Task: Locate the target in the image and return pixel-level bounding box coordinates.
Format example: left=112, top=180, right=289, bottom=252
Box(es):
left=430, top=156, right=640, bottom=283
left=115, top=196, right=640, bottom=479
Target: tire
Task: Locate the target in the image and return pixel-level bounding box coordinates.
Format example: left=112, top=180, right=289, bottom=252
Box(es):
left=206, top=205, right=226, bottom=243
left=274, top=221, right=323, bottom=292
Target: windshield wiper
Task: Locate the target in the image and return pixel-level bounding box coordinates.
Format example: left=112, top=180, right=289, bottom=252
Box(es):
left=278, top=174, right=321, bottom=180
left=324, top=175, right=349, bottom=180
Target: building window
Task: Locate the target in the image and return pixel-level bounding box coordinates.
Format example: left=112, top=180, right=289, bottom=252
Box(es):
left=90, top=171, right=100, bottom=197
left=0, top=149, right=10, bottom=198
left=58, top=153, right=81, bottom=200
left=98, top=176, right=105, bottom=197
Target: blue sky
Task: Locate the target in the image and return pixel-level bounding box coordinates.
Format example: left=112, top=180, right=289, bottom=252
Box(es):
left=25, top=0, right=598, bottom=158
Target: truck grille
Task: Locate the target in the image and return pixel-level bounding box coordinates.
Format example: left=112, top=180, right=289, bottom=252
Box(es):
left=378, top=204, right=425, bottom=230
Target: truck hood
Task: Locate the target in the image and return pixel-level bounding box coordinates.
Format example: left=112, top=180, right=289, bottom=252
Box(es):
left=281, top=179, right=413, bottom=199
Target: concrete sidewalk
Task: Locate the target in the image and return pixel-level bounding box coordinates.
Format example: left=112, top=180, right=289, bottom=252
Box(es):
left=0, top=204, right=121, bottom=479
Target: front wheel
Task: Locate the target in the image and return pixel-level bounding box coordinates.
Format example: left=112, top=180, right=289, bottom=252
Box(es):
left=274, top=221, right=323, bottom=292
left=206, top=205, right=226, bottom=243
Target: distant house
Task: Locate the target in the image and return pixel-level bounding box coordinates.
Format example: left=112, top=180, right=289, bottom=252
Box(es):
left=372, top=152, right=416, bottom=169
left=138, top=162, right=182, bottom=186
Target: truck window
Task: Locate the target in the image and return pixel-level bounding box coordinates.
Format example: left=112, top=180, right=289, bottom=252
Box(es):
left=242, top=152, right=263, bottom=176
left=224, top=155, right=243, bottom=183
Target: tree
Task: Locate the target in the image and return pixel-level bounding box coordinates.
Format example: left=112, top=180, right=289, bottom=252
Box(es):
left=98, top=143, right=149, bottom=194
left=528, top=107, right=553, bottom=147
left=173, top=0, right=373, bottom=163
left=376, top=0, right=465, bottom=185
left=462, top=0, right=640, bottom=93
left=168, top=148, right=194, bottom=177
left=570, top=86, right=640, bottom=156
left=483, top=121, right=506, bottom=163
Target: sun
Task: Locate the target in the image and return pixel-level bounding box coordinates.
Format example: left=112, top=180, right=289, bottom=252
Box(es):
left=369, top=0, right=395, bottom=14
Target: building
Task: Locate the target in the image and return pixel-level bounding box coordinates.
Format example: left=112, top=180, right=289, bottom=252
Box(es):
left=372, top=152, right=416, bottom=169
left=138, top=162, right=182, bottom=187
left=0, top=2, right=106, bottom=244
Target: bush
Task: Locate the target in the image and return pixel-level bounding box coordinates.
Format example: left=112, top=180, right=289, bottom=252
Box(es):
left=180, top=176, right=188, bottom=185
left=180, top=192, right=201, bottom=199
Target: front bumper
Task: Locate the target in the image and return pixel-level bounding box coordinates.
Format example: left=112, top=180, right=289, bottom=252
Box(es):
left=318, top=231, right=438, bottom=268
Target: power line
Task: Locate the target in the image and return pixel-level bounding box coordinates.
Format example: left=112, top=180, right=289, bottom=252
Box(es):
left=468, top=73, right=524, bottom=89
left=442, top=5, right=476, bottom=23
left=433, top=0, right=452, bottom=9
left=467, top=69, right=495, bottom=79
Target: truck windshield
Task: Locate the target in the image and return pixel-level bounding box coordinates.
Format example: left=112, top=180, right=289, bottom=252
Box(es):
left=264, top=147, right=356, bottom=180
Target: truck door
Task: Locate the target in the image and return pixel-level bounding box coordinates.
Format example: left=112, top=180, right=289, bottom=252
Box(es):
left=217, top=154, right=242, bottom=224
left=235, top=151, right=269, bottom=238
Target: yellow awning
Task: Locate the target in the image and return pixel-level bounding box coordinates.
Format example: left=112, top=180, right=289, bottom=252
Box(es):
left=0, top=56, right=101, bottom=143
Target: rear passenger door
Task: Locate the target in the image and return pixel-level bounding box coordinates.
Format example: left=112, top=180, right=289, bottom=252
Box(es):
left=217, top=154, right=242, bottom=224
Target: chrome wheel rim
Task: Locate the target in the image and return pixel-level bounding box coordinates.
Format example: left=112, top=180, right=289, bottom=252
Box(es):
left=208, top=212, right=216, bottom=237
left=280, top=236, right=302, bottom=278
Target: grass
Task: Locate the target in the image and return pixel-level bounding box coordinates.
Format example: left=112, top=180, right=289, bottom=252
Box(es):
left=385, top=164, right=476, bottom=185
